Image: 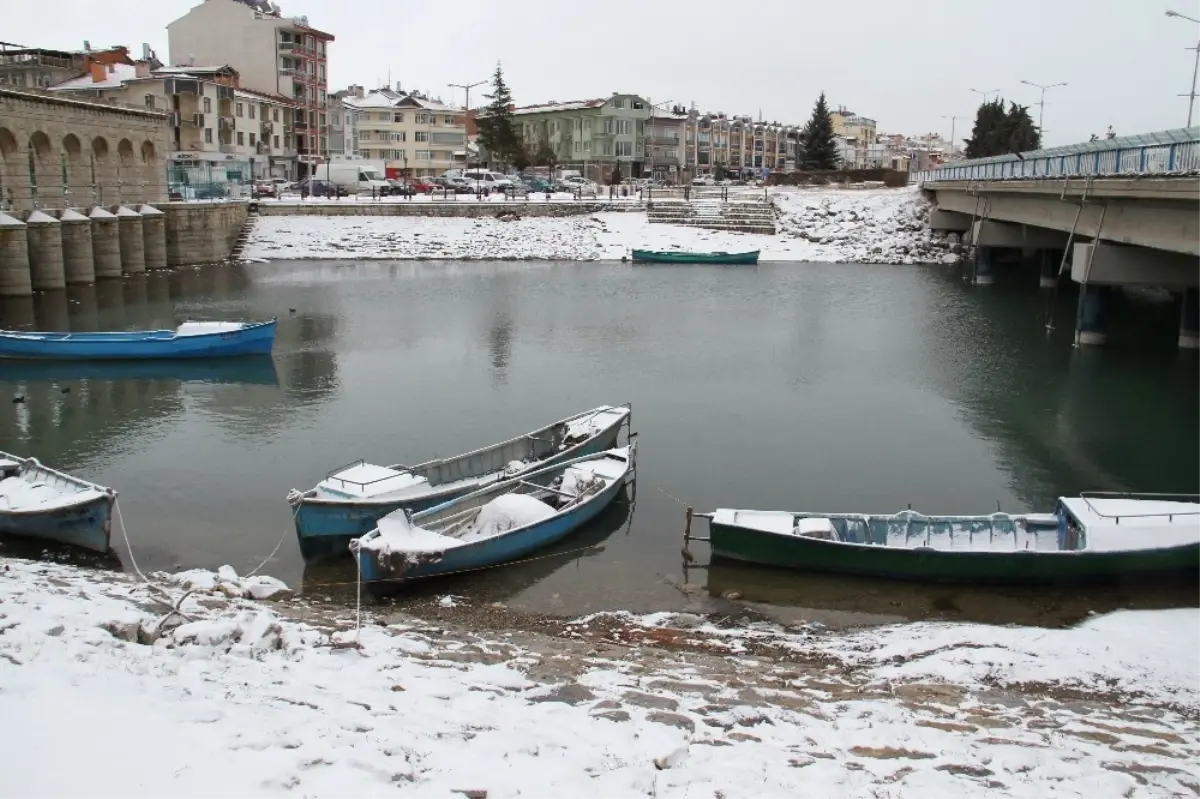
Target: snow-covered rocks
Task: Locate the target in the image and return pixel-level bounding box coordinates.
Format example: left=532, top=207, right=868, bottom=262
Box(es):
left=158, top=564, right=292, bottom=600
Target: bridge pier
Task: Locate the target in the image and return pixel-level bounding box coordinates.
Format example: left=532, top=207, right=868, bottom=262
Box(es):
left=1075, top=284, right=1111, bottom=347
left=1039, top=249, right=1061, bottom=288
left=1181, top=288, right=1200, bottom=350
left=972, top=247, right=995, bottom=285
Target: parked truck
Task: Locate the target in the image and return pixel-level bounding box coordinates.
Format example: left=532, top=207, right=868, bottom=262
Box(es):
left=321, top=161, right=392, bottom=195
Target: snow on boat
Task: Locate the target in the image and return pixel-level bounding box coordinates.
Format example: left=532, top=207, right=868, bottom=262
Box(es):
left=351, top=444, right=636, bottom=595
left=0, top=319, right=277, bottom=360
left=699, top=492, right=1200, bottom=584
left=630, top=249, right=760, bottom=265
left=289, top=404, right=633, bottom=559
left=0, top=450, right=117, bottom=553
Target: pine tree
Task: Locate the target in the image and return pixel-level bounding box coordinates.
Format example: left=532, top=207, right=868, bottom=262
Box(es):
left=964, top=99, right=1041, bottom=158
left=511, top=137, right=532, bottom=172
left=533, top=133, right=555, bottom=168
left=477, top=63, right=520, bottom=167
left=800, top=92, right=839, bottom=169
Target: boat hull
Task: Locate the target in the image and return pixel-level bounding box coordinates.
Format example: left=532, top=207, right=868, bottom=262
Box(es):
left=357, top=461, right=629, bottom=596
left=0, top=493, right=115, bottom=553
left=294, top=424, right=624, bottom=560
left=631, top=249, right=759, bottom=265
left=0, top=320, right=277, bottom=360
left=710, top=520, right=1200, bottom=584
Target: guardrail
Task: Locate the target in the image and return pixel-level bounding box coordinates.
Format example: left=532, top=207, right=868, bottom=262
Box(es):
left=912, top=127, right=1200, bottom=183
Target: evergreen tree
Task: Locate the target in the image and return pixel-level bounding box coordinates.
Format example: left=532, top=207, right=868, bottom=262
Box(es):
left=511, top=137, right=532, bottom=172
left=964, top=99, right=1041, bottom=158
left=533, top=133, right=555, bottom=168
left=800, top=92, right=839, bottom=169
left=477, top=63, right=520, bottom=167
left=610, top=164, right=622, bottom=185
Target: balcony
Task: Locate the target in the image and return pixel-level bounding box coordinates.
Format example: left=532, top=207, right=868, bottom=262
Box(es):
left=187, top=113, right=205, bottom=128
left=256, top=142, right=269, bottom=155
left=218, top=117, right=234, bottom=131
left=292, top=118, right=309, bottom=131
left=219, top=143, right=235, bottom=154
left=261, top=120, right=274, bottom=135
left=278, top=40, right=297, bottom=50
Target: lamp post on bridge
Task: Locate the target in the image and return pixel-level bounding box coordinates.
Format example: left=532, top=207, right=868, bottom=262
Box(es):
left=1019, top=79, right=1067, bottom=143
left=1166, top=9, right=1200, bottom=127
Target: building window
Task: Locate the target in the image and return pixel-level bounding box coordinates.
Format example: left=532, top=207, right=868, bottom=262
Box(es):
left=249, top=104, right=256, bottom=119
left=584, top=119, right=591, bottom=131
left=319, top=113, right=326, bottom=128
left=443, top=115, right=452, bottom=124
left=144, top=94, right=155, bottom=109
left=601, top=141, right=613, bottom=155
left=616, top=141, right=633, bottom=156
left=612, top=98, right=625, bottom=108
left=236, top=102, right=244, bottom=117
left=617, top=120, right=632, bottom=135
left=203, top=97, right=212, bottom=113
left=632, top=100, right=644, bottom=110
left=250, top=132, right=257, bottom=146
left=204, top=128, right=213, bottom=143
left=415, top=132, right=428, bottom=142
left=319, top=64, right=325, bottom=81
left=274, top=135, right=280, bottom=149
left=237, top=131, right=245, bottom=145
left=415, top=114, right=428, bottom=125
left=393, top=112, right=404, bottom=123
left=574, top=140, right=581, bottom=153
left=273, top=108, right=280, bottom=122
left=415, top=150, right=431, bottom=160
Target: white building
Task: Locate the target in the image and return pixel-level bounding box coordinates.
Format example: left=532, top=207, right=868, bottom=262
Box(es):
left=167, top=0, right=333, bottom=177
left=340, top=86, right=467, bottom=177
left=50, top=60, right=298, bottom=189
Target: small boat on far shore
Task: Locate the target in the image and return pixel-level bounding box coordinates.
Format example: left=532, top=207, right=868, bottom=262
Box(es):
left=0, top=451, right=117, bottom=553
left=631, top=249, right=760, bottom=265
left=694, top=492, right=1200, bottom=584
left=0, top=319, right=277, bottom=360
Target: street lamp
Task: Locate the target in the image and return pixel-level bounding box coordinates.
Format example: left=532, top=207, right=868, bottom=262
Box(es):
left=969, top=87, right=1002, bottom=105
left=1166, top=9, right=1200, bottom=127
left=1019, top=79, right=1067, bottom=141
left=940, top=114, right=966, bottom=157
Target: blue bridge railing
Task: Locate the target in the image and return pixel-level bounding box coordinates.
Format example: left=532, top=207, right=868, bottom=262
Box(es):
left=912, top=127, right=1200, bottom=183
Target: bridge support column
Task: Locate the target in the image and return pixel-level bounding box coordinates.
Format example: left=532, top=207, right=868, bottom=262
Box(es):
left=973, top=247, right=995, bottom=285
left=1039, top=249, right=1060, bottom=288
left=1180, top=288, right=1200, bottom=350
left=1074, top=284, right=1110, bottom=347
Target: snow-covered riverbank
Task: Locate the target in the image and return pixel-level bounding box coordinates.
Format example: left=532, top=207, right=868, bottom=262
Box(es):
left=243, top=187, right=956, bottom=265
left=2, top=557, right=1196, bottom=797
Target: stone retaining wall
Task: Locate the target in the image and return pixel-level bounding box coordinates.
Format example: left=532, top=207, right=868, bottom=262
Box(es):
left=254, top=201, right=639, bottom=218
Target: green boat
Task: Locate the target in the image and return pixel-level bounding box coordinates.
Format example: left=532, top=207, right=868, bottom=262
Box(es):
left=697, top=493, right=1200, bottom=584
left=630, top=249, right=760, bottom=265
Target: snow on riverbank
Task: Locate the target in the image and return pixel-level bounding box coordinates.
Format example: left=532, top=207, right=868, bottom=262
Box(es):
left=243, top=187, right=955, bottom=265
left=3, top=558, right=1195, bottom=797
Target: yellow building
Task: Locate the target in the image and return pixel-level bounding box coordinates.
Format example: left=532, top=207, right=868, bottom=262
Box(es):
left=341, top=87, right=467, bottom=177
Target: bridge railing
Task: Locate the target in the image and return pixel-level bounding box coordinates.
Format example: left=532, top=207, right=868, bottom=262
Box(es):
left=911, top=127, right=1200, bottom=183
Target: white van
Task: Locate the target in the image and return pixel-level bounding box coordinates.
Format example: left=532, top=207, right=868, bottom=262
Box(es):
left=324, top=163, right=392, bottom=195
left=462, top=169, right=514, bottom=190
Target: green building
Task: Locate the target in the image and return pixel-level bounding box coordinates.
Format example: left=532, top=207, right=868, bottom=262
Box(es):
left=509, top=93, right=651, bottom=181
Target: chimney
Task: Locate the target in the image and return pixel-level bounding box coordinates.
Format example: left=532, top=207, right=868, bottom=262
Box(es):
left=90, top=62, right=106, bottom=83
left=135, top=61, right=151, bottom=78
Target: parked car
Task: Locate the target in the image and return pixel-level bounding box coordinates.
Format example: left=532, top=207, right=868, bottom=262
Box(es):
left=409, top=178, right=435, bottom=194
left=299, top=178, right=346, bottom=198
left=462, top=169, right=514, bottom=190
left=386, top=179, right=415, bottom=197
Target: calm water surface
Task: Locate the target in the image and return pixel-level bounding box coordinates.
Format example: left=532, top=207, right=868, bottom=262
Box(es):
left=1, top=260, right=1196, bottom=627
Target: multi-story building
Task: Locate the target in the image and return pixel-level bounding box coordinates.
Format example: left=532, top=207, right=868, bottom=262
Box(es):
left=646, top=109, right=687, bottom=182
left=166, top=0, right=333, bottom=177
left=509, top=94, right=650, bottom=181
left=0, top=42, right=135, bottom=89
left=327, top=86, right=360, bottom=158
left=681, top=110, right=801, bottom=178
left=50, top=59, right=297, bottom=189
left=339, top=86, right=467, bottom=176
left=830, top=106, right=877, bottom=168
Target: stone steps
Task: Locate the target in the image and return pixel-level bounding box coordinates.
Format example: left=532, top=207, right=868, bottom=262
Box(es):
left=647, top=199, right=776, bottom=234
left=228, top=205, right=259, bottom=261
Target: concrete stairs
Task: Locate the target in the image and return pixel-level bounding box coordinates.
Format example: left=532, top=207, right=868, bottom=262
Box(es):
left=227, top=204, right=259, bottom=261
left=647, top=199, right=776, bottom=234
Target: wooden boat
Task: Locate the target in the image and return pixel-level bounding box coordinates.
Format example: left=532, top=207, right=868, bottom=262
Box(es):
left=0, top=450, right=117, bottom=553
left=352, top=444, right=635, bottom=596
left=0, top=319, right=277, bottom=360
left=698, top=492, right=1200, bottom=584
left=290, top=404, right=633, bottom=559
left=630, top=249, right=760, bottom=265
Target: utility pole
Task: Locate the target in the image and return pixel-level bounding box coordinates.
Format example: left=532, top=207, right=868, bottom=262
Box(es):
left=1019, top=79, right=1067, bottom=141
left=448, top=79, right=487, bottom=113
left=1166, top=10, right=1200, bottom=126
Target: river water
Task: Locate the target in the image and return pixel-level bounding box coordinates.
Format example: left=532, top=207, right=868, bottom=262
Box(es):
left=1, top=260, right=1196, bottom=627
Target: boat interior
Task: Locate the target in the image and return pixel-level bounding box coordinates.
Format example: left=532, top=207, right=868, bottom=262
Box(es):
left=314, top=405, right=629, bottom=502
left=0, top=452, right=111, bottom=512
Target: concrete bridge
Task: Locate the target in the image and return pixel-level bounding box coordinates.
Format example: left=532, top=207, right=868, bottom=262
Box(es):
left=912, top=128, right=1200, bottom=348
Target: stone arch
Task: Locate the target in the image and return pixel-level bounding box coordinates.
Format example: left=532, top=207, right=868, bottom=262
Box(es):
left=92, top=136, right=110, bottom=160
left=62, top=134, right=82, bottom=160
left=0, top=127, right=16, bottom=160
left=0, top=128, right=16, bottom=210
left=62, top=134, right=85, bottom=203
left=140, top=140, right=156, bottom=163
left=117, top=138, right=135, bottom=165
left=27, top=131, right=55, bottom=204
left=29, top=131, right=52, bottom=161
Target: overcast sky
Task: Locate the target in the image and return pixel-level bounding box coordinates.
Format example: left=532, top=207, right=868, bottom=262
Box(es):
left=6, top=0, right=1197, bottom=147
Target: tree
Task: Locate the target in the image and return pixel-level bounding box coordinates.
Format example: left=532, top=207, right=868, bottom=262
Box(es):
left=800, top=91, right=839, bottom=170
left=476, top=62, right=521, bottom=167
left=964, top=99, right=1041, bottom=158
left=511, top=137, right=532, bottom=172
left=533, top=132, right=556, bottom=169
left=712, top=162, right=727, bottom=182
left=610, top=163, right=622, bottom=185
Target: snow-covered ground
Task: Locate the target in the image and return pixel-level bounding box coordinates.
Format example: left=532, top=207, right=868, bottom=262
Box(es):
left=243, top=188, right=958, bottom=265
left=2, top=557, right=1197, bottom=798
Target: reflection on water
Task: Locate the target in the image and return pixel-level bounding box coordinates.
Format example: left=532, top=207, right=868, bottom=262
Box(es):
left=0, top=259, right=1195, bottom=626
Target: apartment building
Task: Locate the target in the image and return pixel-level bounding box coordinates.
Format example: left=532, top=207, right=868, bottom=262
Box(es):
left=830, top=107, right=877, bottom=168
left=339, top=86, right=467, bottom=176
left=0, top=43, right=136, bottom=89
left=167, top=0, right=333, bottom=176
left=681, top=110, right=802, bottom=177
left=50, top=59, right=297, bottom=186
left=646, top=109, right=687, bottom=181
left=509, top=94, right=650, bottom=180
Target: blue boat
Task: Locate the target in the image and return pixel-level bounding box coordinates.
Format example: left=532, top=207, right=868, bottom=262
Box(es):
left=289, top=404, right=632, bottom=560
left=0, top=319, right=277, bottom=360
left=351, top=444, right=636, bottom=596
left=0, top=450, right=117, bottom=553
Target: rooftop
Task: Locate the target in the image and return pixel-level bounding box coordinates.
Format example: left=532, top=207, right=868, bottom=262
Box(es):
left=511, top=98, right=607, bottom=115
